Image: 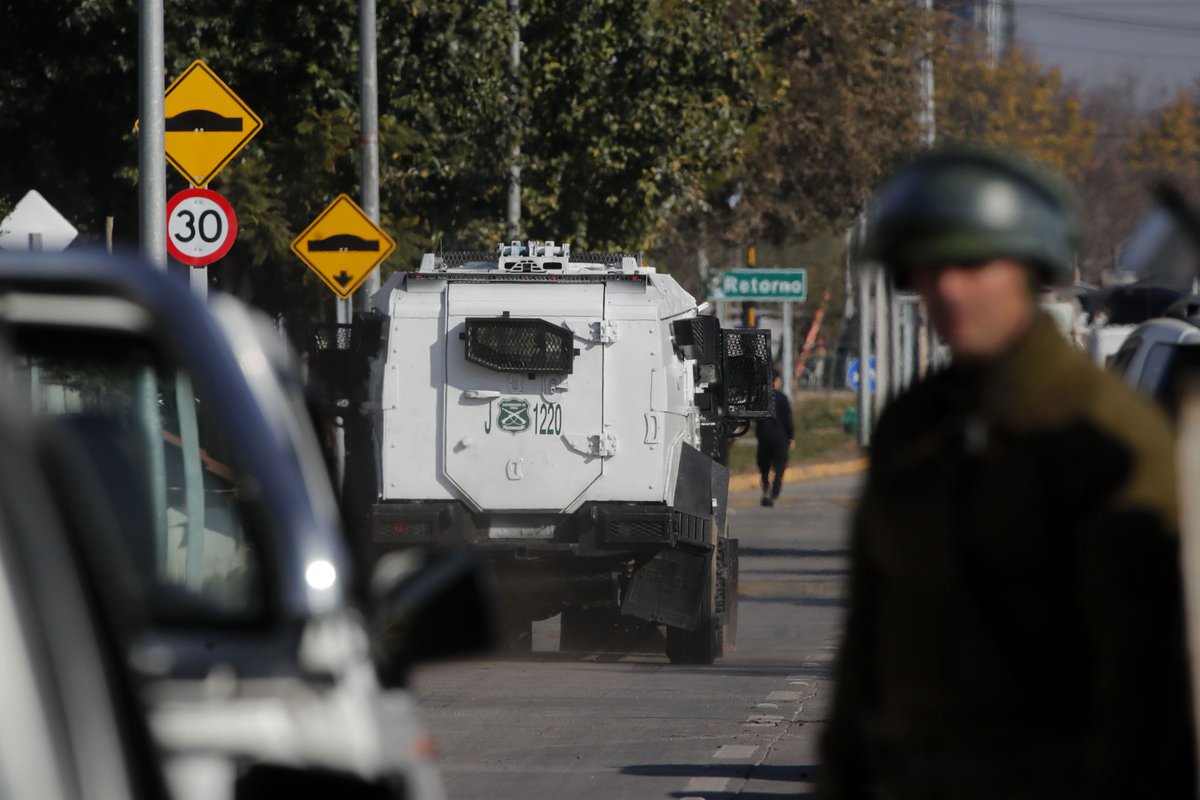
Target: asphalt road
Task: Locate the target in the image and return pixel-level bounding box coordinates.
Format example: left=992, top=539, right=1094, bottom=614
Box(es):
left=410, top=472, right=861, bottom=800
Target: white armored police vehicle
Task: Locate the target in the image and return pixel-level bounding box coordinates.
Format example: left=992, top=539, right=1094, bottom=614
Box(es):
left=356, top=242, right=772, bottom=664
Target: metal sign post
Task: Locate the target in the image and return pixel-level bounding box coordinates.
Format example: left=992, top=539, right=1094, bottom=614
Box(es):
left=138, top=0, right=166, bottom=270
left=858, top=264, right=873, bottom=446
left=781, top=300, right=793, bottom=399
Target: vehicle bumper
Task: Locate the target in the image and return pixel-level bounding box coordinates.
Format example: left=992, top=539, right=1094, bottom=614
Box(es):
left=368, top=500, right=712, bottom=561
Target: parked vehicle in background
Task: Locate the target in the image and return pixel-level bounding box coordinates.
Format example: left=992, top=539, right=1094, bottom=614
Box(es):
left=1108, top=297, right=1200, bottom=412
left=0, top=251, right=492, bottom=800
left=1087, top=323, right=1139, bottom=367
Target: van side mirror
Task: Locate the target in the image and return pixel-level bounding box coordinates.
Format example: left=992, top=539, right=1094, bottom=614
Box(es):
left=369, top=549, right=496, bottom=688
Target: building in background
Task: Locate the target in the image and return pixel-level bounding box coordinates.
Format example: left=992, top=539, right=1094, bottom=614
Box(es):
left=937, top=0, right=1015, bottom=61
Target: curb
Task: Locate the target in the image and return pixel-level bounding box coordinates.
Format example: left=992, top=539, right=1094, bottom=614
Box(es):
left=727, top=457, right=868, bottom=494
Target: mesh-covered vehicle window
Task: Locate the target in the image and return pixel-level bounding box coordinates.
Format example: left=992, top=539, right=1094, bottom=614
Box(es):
left=10, top=331, right=265, bottom=626
left=464, top=317, right=575, bottom=374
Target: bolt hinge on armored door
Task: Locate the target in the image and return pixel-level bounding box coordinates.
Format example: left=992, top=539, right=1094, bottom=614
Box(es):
left=591, top=321, right=619, bottom=344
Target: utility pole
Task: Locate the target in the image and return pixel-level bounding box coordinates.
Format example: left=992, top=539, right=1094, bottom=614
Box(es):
left=137, top=0, right=169, bottom=577
left=984, top=0, right=1003, bottom=65
left=857, top=260, right=873, bottom=448
left=138, top=0, right=166, bottom=270
left=506, top=0, right=521, bottom=241
left=917, top=0, right=936, bottom=149
left=359, top=0, right=381, bottom=303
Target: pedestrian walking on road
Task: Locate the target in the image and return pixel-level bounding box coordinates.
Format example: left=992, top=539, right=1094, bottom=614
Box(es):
left=818, top=148, right=1196, bottom=800
left=756, top=369, right=794, bottom=507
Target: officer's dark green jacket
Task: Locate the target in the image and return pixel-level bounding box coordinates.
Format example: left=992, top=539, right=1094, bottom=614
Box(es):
left=819, top=314, right=1196, bottom=800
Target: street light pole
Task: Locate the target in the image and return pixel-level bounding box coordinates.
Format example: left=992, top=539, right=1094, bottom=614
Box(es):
left=506, top=0, right=521, bottom=240
left=917, top=0, right=936, bottom=150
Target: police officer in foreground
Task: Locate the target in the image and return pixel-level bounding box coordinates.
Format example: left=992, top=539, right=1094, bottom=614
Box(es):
left=818, top=148, right=1196, bottom=799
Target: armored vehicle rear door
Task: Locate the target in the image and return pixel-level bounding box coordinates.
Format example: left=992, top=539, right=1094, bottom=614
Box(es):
left=443, top=283, right=606, bottom=513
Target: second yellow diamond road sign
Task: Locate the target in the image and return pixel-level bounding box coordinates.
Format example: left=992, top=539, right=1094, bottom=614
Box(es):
left=163, top=60, right=263, bottom=187
left=291, top=195, right=396, bottom=299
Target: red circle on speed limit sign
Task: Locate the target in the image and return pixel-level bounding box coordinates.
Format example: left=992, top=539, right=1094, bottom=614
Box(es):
left=166, top=188, right=238, bottom=266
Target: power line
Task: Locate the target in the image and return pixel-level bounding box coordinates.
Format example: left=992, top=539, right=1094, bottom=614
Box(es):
left=1018, top=37, right=1200, bottom=64
left=1022, top=1, right=1200, bottom=6
left=1018, top=1, right=1199, bottom=7
left=1019, top=3, right=1200, bottom=35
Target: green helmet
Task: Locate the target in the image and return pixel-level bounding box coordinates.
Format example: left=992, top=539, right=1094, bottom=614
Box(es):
left=860, top=148, right=1080, bottom=288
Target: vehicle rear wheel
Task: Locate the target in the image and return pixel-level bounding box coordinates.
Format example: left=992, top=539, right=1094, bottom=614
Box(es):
left=665, top=545, right=719, bottom=665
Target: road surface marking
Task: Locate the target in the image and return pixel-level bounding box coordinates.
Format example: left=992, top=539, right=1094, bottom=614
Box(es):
left=713, top=745, right=758, bottom=759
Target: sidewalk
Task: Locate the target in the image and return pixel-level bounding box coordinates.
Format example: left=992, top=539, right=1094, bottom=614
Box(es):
left=728, top=457, right=867, bottom=494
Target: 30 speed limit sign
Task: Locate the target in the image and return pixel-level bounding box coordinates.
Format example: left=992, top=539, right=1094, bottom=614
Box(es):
left=166, top=188, right=237, bottom=266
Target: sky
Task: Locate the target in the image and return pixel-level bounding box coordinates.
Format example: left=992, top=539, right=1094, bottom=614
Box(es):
left=1014, top=0, right=1200, bottom=103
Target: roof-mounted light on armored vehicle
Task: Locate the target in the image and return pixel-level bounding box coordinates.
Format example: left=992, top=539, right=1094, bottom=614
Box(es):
left=497, top=240, right=571, bottom=273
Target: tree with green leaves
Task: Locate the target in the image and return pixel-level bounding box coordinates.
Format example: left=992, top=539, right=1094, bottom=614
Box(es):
left=1, top=0, right=764, bottom=340
left=652, top=0, right=928, bottom=306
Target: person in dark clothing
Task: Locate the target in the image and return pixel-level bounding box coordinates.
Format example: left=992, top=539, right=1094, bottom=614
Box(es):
left=755, top=369, right=794, bottom=507
left=818, top=148, right=1196, bottom=800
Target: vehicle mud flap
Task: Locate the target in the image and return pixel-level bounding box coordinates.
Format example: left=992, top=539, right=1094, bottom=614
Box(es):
left=620, top=547, right=708, bottom=631
left=718, top=538, right=739, bottom=656
left=663, top=544, right=719, bottom=665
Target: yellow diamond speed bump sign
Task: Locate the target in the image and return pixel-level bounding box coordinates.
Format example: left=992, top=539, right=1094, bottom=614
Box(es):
left=291, top=194, right=396, bottom=299
left=163, top=60, right=263, bottom=187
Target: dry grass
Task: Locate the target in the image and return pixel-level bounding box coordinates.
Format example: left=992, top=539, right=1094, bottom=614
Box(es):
left=726, top=391, right=861, bottom=475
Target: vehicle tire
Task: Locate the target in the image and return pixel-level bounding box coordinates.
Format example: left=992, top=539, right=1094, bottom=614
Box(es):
left=560, top=605, right=663, bottom=653
left=665, top=545, right=719, bottom=665
left=718, top=538, right=739, bottom=656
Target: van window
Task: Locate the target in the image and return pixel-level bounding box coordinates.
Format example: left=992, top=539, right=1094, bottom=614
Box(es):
left=11, top=329, right=266, bottom=626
